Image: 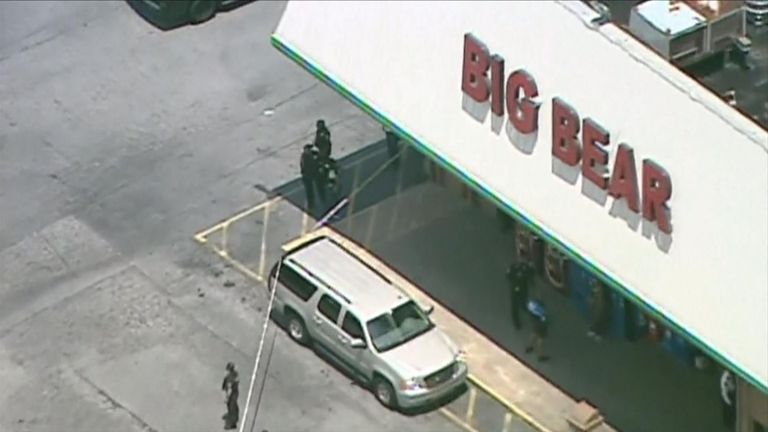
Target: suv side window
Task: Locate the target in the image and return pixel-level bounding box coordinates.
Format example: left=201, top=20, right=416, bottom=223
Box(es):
left=277, top=264, right=317, bottom=301
left=317, top=294, right=342, bottom=323
left=341, top=312, right=365, bottom=339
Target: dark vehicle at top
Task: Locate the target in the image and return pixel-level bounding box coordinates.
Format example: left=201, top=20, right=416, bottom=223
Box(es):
left=127, top=0, right=252, bottom=30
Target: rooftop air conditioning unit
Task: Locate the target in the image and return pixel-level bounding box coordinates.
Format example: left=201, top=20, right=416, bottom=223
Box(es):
left=745, top=0, right=768, bottom=25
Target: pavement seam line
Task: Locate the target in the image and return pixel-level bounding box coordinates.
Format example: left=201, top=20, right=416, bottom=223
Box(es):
left=73, top=368, right=159, bottom=432
left=0, top=257, right=128, bottom=338
left=38, top=230, right=73, bottom=271
left=129, top=264, right=269, bottom=361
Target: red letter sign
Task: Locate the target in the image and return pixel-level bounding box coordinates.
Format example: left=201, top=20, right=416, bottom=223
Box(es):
left=608, top=144, right=640, bottom=212
left=642, top=160, right=673, bottom=234
left=582, top=118, right=610, bottom=189
left=551, top=97, right=581, bottom=166
left=462, top=33, right=490, bottom=103
left=506, top=69, right=540, bottom=134
left=490, top=55, right=505, bottom=116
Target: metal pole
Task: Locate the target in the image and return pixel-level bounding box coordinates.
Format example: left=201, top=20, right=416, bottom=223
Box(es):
left=238, top=259, right=282, bottom=432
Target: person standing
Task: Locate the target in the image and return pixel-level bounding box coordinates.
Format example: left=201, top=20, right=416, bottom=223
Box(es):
left=720, top=369, right=736, bottom=430
left=319, top=157, right=342, bottom=217
left=587, top=278, right=611, bottom=341
left=300, top=144, right=320, bottom=211
left=222, top=362, right=240, bottom=430
left=507, top=261, right=534, bottom=331
left=525, top=298, right=550, bottom=362
left=314, top=119, right=332, bottom=160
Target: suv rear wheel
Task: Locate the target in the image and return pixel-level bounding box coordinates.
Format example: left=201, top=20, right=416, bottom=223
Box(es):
left=286, top=311, right=309, bottom=345
left=189, top=0, right=217, bottom=24
left=372, top=376, right=398, bottom=410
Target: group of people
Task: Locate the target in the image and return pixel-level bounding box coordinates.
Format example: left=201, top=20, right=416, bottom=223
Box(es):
left=509, top=259, right=740, bottom=431
left=506, top=257, right=616, bottom=362
left=300, top=119, right=341, bottom=216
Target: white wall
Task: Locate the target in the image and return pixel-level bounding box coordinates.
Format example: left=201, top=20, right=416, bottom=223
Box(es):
left=275, top=0, right=768, bottom=389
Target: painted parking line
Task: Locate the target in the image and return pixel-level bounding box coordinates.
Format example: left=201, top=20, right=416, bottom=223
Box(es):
left=439, top=407, right=481, bottom=432
left=192, top=195, right=548, bottom=432
left=193, top=195, right=283, bottom=245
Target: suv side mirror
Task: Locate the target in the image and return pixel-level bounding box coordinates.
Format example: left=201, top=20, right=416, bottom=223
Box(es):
left=349, top=338, right=366, bottom=349
left=421, top=304, right=434, bottom=315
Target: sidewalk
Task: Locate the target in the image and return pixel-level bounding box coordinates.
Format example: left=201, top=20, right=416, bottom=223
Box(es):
left=329, top=180, right=728, bottom=432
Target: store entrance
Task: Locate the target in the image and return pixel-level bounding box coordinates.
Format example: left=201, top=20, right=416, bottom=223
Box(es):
left=336, top=157, right=734, bottom=432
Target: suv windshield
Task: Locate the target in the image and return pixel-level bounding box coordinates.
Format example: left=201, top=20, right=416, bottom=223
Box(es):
left=366, top=300, right=434, bottom=352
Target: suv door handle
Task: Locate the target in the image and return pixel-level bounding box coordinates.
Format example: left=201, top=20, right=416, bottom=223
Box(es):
left=338, top=335, right=348, bottom=343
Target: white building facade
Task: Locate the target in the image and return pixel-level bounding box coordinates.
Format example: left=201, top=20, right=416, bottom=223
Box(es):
left=273, top=1, right=768, bottom=428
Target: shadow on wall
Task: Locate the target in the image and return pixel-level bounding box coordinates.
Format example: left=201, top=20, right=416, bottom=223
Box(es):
left=462, top=93, right=540, bottom=154
left=462, top=93, right=490, bottom=125
left=552, top=158, right=673, bottom=253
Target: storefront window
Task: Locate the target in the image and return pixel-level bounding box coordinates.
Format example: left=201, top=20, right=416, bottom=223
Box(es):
left=544, top=243, right=568, bottom=293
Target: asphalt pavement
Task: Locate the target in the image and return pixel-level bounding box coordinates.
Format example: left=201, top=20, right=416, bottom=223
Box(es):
left=0, top=1, right=464, bottom=431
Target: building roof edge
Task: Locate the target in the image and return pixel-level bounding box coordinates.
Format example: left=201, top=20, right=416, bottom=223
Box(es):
left=558, top=1, right=768, bottom=153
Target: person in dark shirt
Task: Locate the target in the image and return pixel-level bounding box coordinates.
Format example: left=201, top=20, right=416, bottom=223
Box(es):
left=222, top=362, right=240, bottom=430
left=314, top=119, right=332, bottom=160
left=319, top=157, right=342, bottom=218
left=300, top=144, right=320, bottom=210
left=587, top=278, right=611, bottom=341
left=506, top=261, right=535, bottom=330
left=720, top=370, right=736, bottom=430
left=525, top=298, right=550, bottom=362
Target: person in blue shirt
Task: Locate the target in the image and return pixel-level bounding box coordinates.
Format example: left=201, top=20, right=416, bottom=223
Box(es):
left=525, top=298, right=550, bottom=362
left=506, top=261, right=535, bottom=331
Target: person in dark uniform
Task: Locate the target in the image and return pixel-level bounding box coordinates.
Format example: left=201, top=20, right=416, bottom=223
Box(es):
left=300, top=144, right=320, bottom=210
left=525, top=298, right=550, bottom=362
left=318, top=157, right=342, bottom=217
left=383, top=125, right=400, bottom=166
left=720, top=369, right=736, bottom=430
left=587, top=278, right=611, bottom=341
left=222, top=362, right=240, bottom=430
left=314, top=119, right=332, bottom=160
left=506, top=261, right=534, bottom=330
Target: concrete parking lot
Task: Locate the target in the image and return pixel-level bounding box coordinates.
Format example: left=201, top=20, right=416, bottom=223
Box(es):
left=193, top=180, right=540, bottom=432
left=214, top=133, right=732, bottom=432
left=0, top=1, right=466, bottom=431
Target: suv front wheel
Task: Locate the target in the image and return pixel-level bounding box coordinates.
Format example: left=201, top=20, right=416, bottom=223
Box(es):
left=285, top=311, right=310, bottom=345
left=372, top=376, right=398, bottom=410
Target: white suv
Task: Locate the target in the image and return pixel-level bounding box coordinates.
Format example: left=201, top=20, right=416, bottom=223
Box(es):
left=268, top=236, right=468, bottom=410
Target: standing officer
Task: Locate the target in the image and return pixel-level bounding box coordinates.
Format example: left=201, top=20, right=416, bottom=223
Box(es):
left=300, top=144, right=320, bottom=210
left=587, top=278, right=611, bottom=341
left=221, top=362, right=240, bottom=430
left=314, top=119, right=332, bottom=160
left=720, top=369, right=736, bottom=430
left=318, top=157, right=341, bottom=216
left=507, top=261, right=534, bottom=331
